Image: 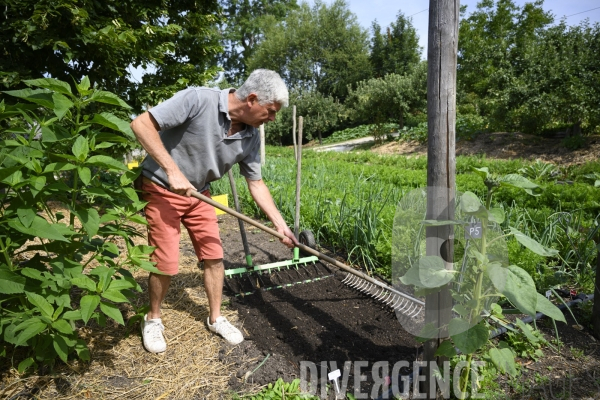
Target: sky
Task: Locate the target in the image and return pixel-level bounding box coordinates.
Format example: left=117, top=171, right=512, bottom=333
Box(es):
left=335, top=0, right=600, bottom=58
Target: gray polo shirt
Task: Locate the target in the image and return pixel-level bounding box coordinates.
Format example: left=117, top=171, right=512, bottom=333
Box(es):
left=142, top=87, right=262, bottom=192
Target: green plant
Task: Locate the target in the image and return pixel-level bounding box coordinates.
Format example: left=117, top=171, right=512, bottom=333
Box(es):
left=504, top=320, right=546, bottom=361
left=398, top=166, right=565, bottom=393
left=562, top=135, right=586, bottom=150
left=518, top=160, right=559, bottom=183
left=0, top=77, right=158, bottom=371
left=234, top=378, right=319, bottom=399
left=399, top=122, right=428, bottom=143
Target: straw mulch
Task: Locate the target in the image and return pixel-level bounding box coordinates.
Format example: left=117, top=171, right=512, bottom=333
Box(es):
left=1, top=226, right=246, bottom=400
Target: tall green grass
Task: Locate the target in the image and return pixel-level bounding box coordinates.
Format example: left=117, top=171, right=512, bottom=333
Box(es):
left=212, top=147, right=600, bottom=290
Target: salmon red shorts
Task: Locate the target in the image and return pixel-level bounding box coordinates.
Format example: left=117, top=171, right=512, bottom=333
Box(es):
left=141, top=178, right=223, bottom=275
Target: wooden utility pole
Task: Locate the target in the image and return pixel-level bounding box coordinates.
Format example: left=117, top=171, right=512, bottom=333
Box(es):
left=423, top=0, right=459, bottom=398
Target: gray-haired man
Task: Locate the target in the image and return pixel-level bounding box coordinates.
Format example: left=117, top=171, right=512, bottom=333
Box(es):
left=130, top=69, right=298, bottom=353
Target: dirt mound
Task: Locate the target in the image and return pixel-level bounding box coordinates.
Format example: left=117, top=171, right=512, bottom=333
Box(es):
left=372, top=132, right=600, bottom=165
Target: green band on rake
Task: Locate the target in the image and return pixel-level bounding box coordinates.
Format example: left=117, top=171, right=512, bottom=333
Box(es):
left=224, top=255, right=319, bottom=277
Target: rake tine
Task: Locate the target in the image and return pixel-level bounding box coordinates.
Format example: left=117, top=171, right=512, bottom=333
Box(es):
left=374, top=288, right=387, bottom=301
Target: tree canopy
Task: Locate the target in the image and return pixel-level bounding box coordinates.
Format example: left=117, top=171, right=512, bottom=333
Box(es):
left=218, top=0, right=298, bottom=85
left=247, top=0, right=371, bottom=100
left=370, top=12, right=421, bottom=78
left=1, top=0, right=222, bottom=112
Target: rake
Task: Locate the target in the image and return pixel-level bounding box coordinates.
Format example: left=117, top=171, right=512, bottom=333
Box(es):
left=191, top=190, right=425, bottom=320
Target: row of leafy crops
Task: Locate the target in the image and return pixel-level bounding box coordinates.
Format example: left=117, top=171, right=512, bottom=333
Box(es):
left=213, top=147, right=600, bottom=293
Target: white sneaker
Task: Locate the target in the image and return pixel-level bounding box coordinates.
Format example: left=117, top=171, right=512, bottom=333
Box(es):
left=141, top=314, right=167, bottom=353
left=207, top=316, right=244, bottom=345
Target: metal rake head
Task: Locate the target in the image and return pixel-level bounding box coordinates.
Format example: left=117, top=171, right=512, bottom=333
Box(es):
left=341, top=273, right=424, bottom=319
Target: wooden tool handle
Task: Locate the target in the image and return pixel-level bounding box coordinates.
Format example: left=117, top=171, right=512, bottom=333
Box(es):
left=190, top=190, right=424, bottom=304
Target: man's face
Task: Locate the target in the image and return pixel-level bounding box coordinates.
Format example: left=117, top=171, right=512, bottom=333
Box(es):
left=247, top=95, right=281, bottom=128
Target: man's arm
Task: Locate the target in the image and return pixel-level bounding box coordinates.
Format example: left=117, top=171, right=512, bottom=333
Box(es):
left=130, top=112, right=195, bottom=196
left=246, top=178, right=298, bottom=248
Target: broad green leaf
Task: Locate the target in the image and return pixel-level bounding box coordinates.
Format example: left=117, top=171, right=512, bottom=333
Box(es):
left=515, top=319, right=540, bottom=344
left=460, top=191, right=483, bottom=213
left=41, top=124, right=70, bottom=142
left=72, top=135, right=89, bottom=161
left=51, top=320, right=74, bottom=335
left=44, top=162, right=77, bottom=173
left=77, top=76, right=91, bottom=94
left=78, top=166, right=91, bottom=185
left=90, top=91, right=132, bottom=109
left=100, top=301, right=125, bottom=325
left=52, top=93, right=74, bottom=120
left=18, top=357, right=35, bottom=374
left=17, top=206, right=36, bottom=228
left=3, top=89, right=54, bottom=108
left=488, top=207, right=505, bottom=224
left=0, top=270, right=26, bottom=294
left=90, top=113, right=135, bottom=139
left=20, top=267, right=44, bottom=281
left=86, top=155, right=128, bottom=171
left=127, top=214, right=148, bottom=225
left=75, top=339, right=91, bottom=361
left=450, top=320, right=489, bottom=354
left=487, top=264, right=537, bottom=316
left=122, top=187, right=139, bottom=202
left=90, top=265, right=116, bottom=292
left=108, top=277, right=137, bottom=291
left=101, top=288, right=130, bottom=303
left=8, top=216, right=69, bottom=242
left=510, top=228, right=558, bottom=257
left=418, top=256, right=455, bottom=288
left=489, top=347, right=517, bottom=376
left=15, top=319, right=47, bottom=346
left=535, top=293, right=566, bottom=323
left=24, top=78, right=72, bottom=95
left=53, top=334, right=69, bottom=363
left=434, top=340, right=457, bottom=357
left=26, top=291, right=54, bottom=318
left=62, top=310, right=82, bottom=320
left=73, top=206, right=100, bottom=237
left=80, top=295, right=101, bottom=324
left=71, top=276, right=97, bottom=292
left=470, top=166, right=489, bottom=180
left=500, top=174, right=541, bottom=196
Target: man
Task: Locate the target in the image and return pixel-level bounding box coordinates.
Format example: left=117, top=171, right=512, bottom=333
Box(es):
left=130, top=69, right=298, bottom=353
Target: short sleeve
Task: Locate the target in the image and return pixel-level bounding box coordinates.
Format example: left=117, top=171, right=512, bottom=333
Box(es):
left=148, top=89, right=201, bottom=131
left=238, top=138, right=262, bottom=181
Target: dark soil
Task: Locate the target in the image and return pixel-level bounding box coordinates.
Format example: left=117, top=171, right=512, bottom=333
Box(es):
left=217, top=214, right=600, bottom=399
left=217, top=215, right=420, bottom=398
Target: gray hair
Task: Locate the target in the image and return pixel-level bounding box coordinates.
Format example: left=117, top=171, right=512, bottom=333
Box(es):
left=236, top=69, right=289, bottom=107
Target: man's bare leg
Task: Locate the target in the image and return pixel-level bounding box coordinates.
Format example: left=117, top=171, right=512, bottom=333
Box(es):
left=203, top=258, right=224, bottom=324
left=148, top=272, right=172, bottom=320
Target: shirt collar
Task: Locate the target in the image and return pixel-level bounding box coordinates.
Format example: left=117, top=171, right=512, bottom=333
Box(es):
left=219, top=88, right=235, bottom=119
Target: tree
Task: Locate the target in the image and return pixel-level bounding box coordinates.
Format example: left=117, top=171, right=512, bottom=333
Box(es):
left=218, top=0, right=298, bottom=85
left=247, top=0, right=371, bottom=100
left=347, top=62, right=427, bottom=128
left=264, top=89, right=347, bottom=145
left=370, top=12, right=421, bottom=78
left=457, top=0, right=553, bottom=129
left=502, top=21, right=600, bottom=134
left=0, top=0, right=222, bottom=112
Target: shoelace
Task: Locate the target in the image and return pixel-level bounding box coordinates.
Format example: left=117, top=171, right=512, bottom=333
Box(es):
left=215, top=320, right=237, bottom=335
left=147, top=321, right=165, bottom=340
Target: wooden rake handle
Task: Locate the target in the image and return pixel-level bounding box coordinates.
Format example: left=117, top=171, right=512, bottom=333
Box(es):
left=190, top=190, right=423, bottom=304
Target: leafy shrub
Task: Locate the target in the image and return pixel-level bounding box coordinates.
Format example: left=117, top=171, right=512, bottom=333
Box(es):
left=562, top=134, right=586, bottom=150
left=264, top=90, right=347, bottom=145
left=0, top=78, right=157, bottom=371
left=347, top=62, right=427, bottom=127
left=456, top=113, right=488, bottom=140
left=399, top=122, right=428, bottom=143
